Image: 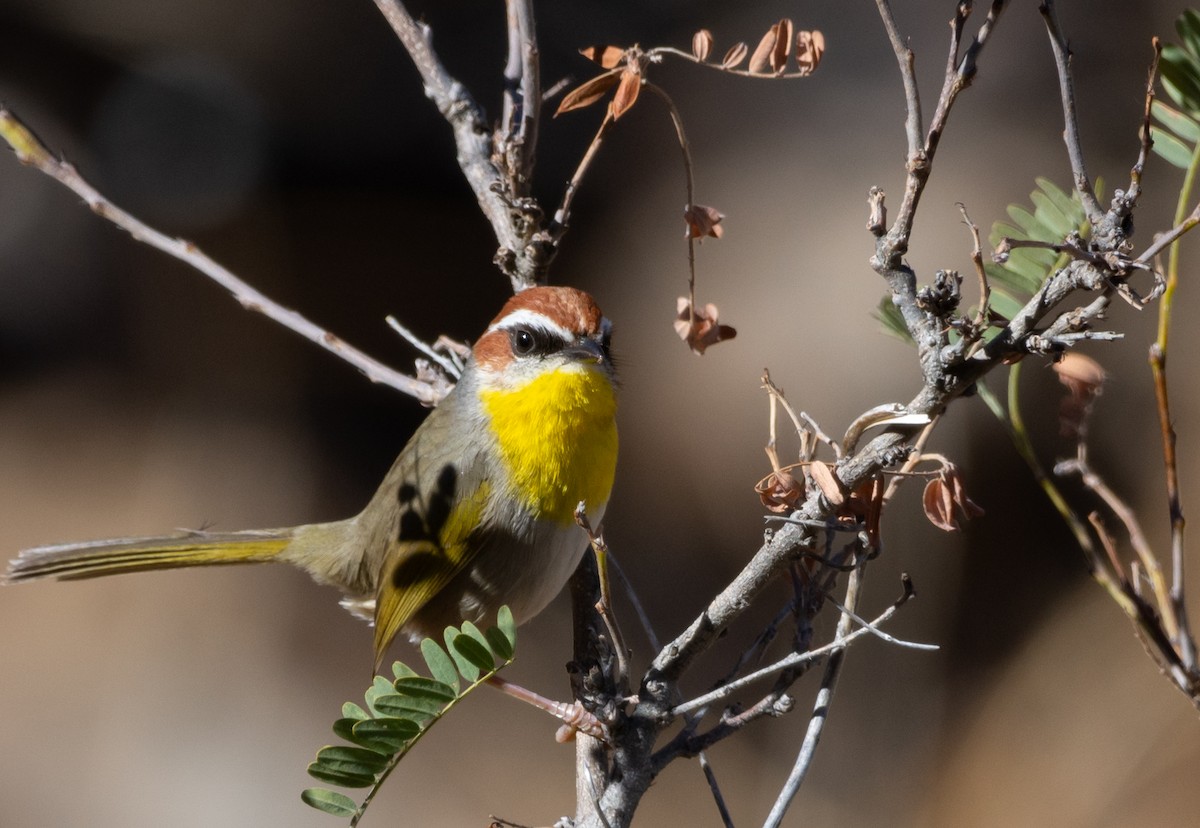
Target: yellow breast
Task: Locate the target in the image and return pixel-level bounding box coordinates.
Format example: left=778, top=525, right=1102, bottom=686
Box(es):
left=481, top=365, right=618, bottom=525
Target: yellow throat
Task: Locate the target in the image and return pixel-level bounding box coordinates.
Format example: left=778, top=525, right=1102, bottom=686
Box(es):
left=482, top=364, right=618, bottom=525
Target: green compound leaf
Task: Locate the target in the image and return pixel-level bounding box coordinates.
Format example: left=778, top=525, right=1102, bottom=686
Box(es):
left=302, top=609, right=517, bottom=823
left=301, top=789, right=360, bottom=818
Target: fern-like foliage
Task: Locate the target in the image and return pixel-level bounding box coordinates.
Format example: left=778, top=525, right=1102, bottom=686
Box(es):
left=1153, top=9, right=1200, bottom=171
left=874, top=177, right=1094, bottom=342
left=984, top=177, right=1093, bottom=318
left=301, top=607, right=517, bottom=825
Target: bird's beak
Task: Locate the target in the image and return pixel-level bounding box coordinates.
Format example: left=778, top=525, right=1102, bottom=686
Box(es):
left=564, top=337, right=607, bottom=365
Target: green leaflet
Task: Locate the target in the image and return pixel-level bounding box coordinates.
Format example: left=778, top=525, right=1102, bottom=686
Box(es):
left=301, top=788, right=359, bottom=817
left=1152, top=29, right=1200, bottom=173
left=301, top=609, right=518, bottom=825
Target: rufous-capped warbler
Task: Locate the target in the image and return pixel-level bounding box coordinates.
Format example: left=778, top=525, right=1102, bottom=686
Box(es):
left=5, top=286, right=618, bottom=668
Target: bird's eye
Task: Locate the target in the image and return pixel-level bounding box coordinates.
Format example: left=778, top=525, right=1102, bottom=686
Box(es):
left=511, top=327, right=536, bottom=356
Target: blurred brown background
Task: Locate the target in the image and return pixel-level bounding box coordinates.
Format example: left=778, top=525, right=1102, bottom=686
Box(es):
left=3, top=1, right=1200, bottom=825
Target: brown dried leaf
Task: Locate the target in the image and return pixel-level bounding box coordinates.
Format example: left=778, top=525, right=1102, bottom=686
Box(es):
left=809, top=460, right=845, bottom=506
left=579, top=45, right=626, bottom=69
left=610, top=69, right=642, bottom=120
left=748, top=28, right=776, bottom=75
left=923, top=466, right=985, bottom=532
left=945, top=467, right=986, bottom=520
left=1053, top=352, right=1106, bottom=438
left=683, top=204, right=725, bottom=240
left=692, top=29, right=714, bottom=62
left=755, top=469, right=804, bottom=513
left=722, top=42, right=748, bottom=69
left=795, top=30, right=826, bottom=75
left=1053, top=352, right=1106, bottom=397
left=922, top=477, right=958, bottom=531
left=555, top=72, right=620, bottom=117
left=674, top=297, right=737, bottom=355
left=770, top=19, right=794, bottom=74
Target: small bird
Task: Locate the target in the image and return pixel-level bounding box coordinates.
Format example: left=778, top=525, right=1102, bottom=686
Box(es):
left=5, top=286, right=618, bottom=669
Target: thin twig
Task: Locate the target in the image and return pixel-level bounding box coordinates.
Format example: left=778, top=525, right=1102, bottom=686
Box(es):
left=552, top=111, right=615, bottom=232
left=698, top=753, right=735, bottom=828
left=671, top=578, right=918, bottom=717
left=643, top=81, right=699, bottom=325
left=0, top=107, right=438, bottom=403
left=371, top=0, right=546, bottom=289
left=385, top=316, right=462, bottom=378
left=1126, top=38, right=1161, bottom=204
left=1058, top=449, right=1176, bottom=642
left=874, top=0, right=924, bottom=158
left=821, top=590, right=938, bottom=651
left=762, top=566, right=866, bottom=828
left=1137, top=202, right=1200, bottom=264
left=501, top=0, right=541, bottom=191
left=958, top=203, right=991, bottom=334
left=1038, top=0, right=1104, bottom=222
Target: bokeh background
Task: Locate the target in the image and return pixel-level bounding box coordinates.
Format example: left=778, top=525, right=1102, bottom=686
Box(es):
left=3, top=1, right=1200, bottom=825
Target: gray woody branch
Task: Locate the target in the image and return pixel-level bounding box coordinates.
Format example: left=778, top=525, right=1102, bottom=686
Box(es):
left=372, top=0, right=554, bottom=291
left=570, top=2, right=1199, bottom=826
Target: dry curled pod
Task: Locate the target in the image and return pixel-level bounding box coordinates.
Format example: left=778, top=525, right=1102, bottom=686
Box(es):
left=722, top=41, right=748, bottom=69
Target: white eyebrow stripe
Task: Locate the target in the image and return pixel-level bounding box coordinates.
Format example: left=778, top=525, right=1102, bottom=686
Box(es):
left=487, top=308, right=574, bottom=341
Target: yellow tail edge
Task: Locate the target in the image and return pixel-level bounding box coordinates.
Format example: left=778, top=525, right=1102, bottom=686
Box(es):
left=3, top=530, right=294, bottom=584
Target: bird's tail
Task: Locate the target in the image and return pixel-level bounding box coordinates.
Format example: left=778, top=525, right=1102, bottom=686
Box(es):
left=4, top=529, right=295, bottom=584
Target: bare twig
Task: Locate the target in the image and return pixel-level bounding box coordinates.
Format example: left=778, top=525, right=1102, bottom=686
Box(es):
left=1126, top=38, right=1161, bottom=204
left=874, top=0, right=924, bottom=158
left=763, top=566, right=867, bottom=828
left=1039, top=1, right=1104, bottom=222
left=1137, top=202, right=1200, bottom=264
left=670, top=579, right=918, bottom=717
left=643, top=82, right=699, bottom=323
left=552, top=111, right=615, bottom=233
left=0, top=107, right=439, bottom=403
left=698, top=753, right=735, bottom=828
left=501, top=0, right=541, bottom=191
left=385, top=316, right=463, bottom=379
left=958, top=203, right=991, bottom=334
left=371, top=0, right=548, bottom=289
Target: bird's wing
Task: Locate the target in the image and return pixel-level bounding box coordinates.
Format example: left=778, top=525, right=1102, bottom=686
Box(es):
left=368, top=384, right=496, bottom=670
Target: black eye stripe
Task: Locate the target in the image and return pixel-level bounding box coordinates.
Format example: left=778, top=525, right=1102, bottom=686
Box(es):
left=508, top=324, right=569, bottom=357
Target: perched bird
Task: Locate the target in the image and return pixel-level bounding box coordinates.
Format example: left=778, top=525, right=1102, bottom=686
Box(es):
left=5, top=286, right=618, bottom=669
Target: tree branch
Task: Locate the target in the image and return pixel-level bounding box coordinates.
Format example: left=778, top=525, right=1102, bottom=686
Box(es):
left=371, top=0, right=550, bottom=290
left=0, top=107, right=439, bottom=403
left=1038, top=1, right=1104, bottom=222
